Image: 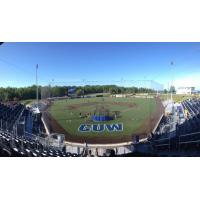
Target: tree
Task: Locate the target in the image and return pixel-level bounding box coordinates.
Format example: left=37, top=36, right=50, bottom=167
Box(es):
left=0, top=84, right=157, bottom=102
left=164, top=89, right=168, bottom=94
left=109, top=87, right=117, bottom=94
left=76, top=88, right=83, bottom=96
left=170, top=86, right=176, bottom=93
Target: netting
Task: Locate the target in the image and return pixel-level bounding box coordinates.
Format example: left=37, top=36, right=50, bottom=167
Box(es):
left=41, top=85, right=51, bottom=100
left=40, top=80, right=164, bottom=100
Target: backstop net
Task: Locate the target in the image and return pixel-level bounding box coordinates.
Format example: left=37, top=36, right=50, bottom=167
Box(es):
left=40, top=80, right=164, bottom=143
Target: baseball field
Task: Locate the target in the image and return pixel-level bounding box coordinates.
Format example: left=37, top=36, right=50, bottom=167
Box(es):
left=44, top=96, right=164, bottom=144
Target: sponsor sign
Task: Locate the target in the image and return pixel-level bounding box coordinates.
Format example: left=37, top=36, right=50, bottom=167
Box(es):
left=68, top=88, right=76, bottom=94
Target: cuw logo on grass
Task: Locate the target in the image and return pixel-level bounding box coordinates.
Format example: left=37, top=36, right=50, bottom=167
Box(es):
left=78, top=123, right=123, bottom=133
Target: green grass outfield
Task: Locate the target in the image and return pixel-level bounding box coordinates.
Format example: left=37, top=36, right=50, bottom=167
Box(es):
left=48, top=97, right=157, bottom=139
left=160, top=94, right=200, bottom=103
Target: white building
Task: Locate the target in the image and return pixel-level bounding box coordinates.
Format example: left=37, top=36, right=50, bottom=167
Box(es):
left=176, top=87, right=195, bottom=95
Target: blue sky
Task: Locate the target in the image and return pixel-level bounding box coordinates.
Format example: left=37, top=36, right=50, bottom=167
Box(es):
left=0, top=42, right=200, bottom=89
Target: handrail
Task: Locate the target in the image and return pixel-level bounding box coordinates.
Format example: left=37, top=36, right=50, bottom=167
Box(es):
left=155, top=144, right=170, bottom=147
left=153, top=136, right=170, bottom=143
left=179, top=131, right=200, bottom=138
left=179, top=140, right=200, bottom=145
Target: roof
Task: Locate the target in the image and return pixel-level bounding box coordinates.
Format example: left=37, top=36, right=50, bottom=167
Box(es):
left=177, top=87, right=195, bottom=89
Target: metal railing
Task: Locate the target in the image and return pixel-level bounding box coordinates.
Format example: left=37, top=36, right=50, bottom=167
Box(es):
left=179, top=131, right=200, bottom=144
left=152, top=136, right=171, bottom=151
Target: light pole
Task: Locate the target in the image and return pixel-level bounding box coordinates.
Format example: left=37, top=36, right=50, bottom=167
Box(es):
left=36, top=64, right=39, bottom=108
left=170, top=61, right=174, bottom=102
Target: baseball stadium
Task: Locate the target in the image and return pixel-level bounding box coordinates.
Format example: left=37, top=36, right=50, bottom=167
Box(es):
left=1, top=42, right=200, bottom=157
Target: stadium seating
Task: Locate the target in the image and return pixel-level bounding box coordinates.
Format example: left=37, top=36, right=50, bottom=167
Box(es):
left=0, top=130, right=82, bottom=157
left=0, top=103, right=82, bottom=157
left=147, top=99, right=200, bottom=155
left=1, top=98, right=200, bottom=157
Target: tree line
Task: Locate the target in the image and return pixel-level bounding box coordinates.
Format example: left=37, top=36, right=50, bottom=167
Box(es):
left=0, top=85, right=38, bottom=102
left=0, top=85, right=155, bottom=101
